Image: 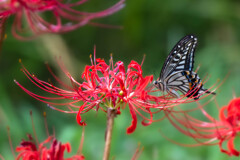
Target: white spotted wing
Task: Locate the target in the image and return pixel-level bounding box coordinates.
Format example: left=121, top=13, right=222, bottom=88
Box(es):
left=160, top=35, right=197, bottom=79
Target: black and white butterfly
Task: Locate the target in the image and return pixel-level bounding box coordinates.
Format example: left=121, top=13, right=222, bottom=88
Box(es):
left=153, top=35, right=215, bottom=100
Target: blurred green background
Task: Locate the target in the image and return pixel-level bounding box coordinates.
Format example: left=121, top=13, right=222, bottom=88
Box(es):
left=1, top=0, right=240, bottom=159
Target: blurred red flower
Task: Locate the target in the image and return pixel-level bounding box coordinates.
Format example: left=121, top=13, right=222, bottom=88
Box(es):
left=1, top=111, right=85, bottom=160
left=163, top=97, right=240, bottom=156
left=0, top=0, right=125, bottom=39
left=217, top=97, right=240, bottom=156
left=16, top=134, right=84, bottom=160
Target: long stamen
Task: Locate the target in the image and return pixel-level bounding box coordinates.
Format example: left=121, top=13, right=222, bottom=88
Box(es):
left=232, top=89, right=236, bottom=99
left=131, top=143, right=144, bottom=160
left=94, top=45, right=96, bottom=66
left=30, top=111, right=39, bottom=145
left=6, top=127, right=16, bottom=159
left=89, top=54, right=93, bottom=66
left=77, top=126, right=85, bottom=155
left=43, top=112, right=49, bottom=137
left=195, top=64, right=201, bottom=73
left=141, top=54, right=146, bottom=66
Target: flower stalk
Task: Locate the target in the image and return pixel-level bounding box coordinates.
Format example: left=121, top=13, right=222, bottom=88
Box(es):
left=103, top=108, right=117, bottom=160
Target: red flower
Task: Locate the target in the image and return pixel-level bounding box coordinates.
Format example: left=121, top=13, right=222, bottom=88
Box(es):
left=2, top=111, right=85, bottom=160
left=217, top=97, right=240, bottom=156
left=15, top=49, right=179, bottom=134
left=16, top=134, right=84, bottom=160
left=162, top=97, right=240, bottom=157
left=0, top=0, right=125, bottom=39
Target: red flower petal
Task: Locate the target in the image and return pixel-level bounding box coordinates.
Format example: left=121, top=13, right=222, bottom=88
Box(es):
left=127, top=104, right=137, bottom=134
left=76, top=107, right=86, bottom=126
left=228, top=137, right=239, bottom=156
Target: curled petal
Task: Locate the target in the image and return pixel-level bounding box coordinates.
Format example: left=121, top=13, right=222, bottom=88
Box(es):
left=127, top=104, right=137, bottom=134
left=65, top=143, right=71, bottom=153
left=128, top=60, right=142, bottom=74
left=219, top=106, right=227, bottom=122
left=77, top=108, right=86, bottom=126
left=228, top=137, right=239, bottom=156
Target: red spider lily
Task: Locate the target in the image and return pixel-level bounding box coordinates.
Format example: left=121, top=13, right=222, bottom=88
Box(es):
left=15, top=48, right=188, bottom=134
left=0, top=0, right=125, bottom=39
left=162, top=97, right=240, bottom=157
left=1, top=111, right=85, bottom=160
left=77, top=55, right=158, bottom=133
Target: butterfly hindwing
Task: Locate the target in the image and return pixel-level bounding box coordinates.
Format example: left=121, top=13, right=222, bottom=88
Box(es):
left=166, top=71, right=204, bottom=99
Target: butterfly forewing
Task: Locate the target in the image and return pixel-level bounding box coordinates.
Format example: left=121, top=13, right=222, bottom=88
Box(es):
left=160, top=35, right=197, bottom=79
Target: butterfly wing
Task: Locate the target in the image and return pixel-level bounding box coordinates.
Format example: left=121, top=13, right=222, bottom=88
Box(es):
left=165, top=71, right=190, bottom=97
left=160, top=35, right=197, bottom=79
left=165, top=71, right=200, bottom=99
left=166, top=71, right=215, bottom=99
left=156, top=35, right=215, bottom=99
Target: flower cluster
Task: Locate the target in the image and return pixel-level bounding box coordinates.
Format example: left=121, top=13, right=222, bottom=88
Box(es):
left=76, top=54, right=158, bottom=134
left=0, top=0, right=125, bottom=39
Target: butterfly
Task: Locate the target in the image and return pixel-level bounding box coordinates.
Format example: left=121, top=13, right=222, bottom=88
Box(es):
left=153, top=35, right=216, bottom=100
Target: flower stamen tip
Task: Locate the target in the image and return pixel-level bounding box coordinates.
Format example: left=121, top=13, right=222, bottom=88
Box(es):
left=119, top=90, right=124, bottom=96
left=4, top=34, right=7, bottom=40
left=43, top=112, right=47, bottom=117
